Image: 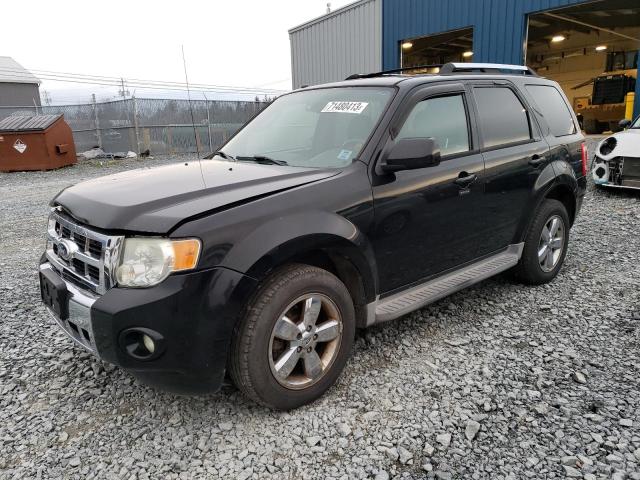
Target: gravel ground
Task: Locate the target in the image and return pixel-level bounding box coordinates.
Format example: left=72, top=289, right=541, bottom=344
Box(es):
left=1, top=143, right=639, bottom=480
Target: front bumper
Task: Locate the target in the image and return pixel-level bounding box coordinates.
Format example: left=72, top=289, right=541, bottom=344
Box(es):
left=39, top=258, right=257, bottom=393
left=40, top=263, right=99, bottom=354
left=592, top=155, right=640, bottom=190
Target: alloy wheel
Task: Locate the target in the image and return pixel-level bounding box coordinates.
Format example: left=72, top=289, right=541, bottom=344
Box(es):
left=268, top=294, right=343, bottom=390
left=538, top=215, right=565, bottom=272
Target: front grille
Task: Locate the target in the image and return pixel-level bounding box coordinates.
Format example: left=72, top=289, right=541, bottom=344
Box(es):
left=46, top=210, right=124, bottom=294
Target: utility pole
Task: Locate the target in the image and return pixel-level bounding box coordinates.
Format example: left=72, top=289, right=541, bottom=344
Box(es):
left=119, top=78, right=129, bottom=98
left=92, top=93, right=102, bottom=148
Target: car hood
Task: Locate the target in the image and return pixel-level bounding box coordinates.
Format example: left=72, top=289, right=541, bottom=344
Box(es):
left=53, top=160, right=339, bottom=232
left=595, top=129, right=640, bottom=160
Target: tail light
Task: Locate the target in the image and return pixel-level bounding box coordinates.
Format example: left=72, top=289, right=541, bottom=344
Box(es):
left=580, top=142, right=588, bottom=177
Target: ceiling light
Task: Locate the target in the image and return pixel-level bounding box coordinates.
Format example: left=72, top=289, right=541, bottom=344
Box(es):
left=462, top=51, right=473, bottom=58
left=551, top=35, right=566, bottom=43
left=401, top=41, right=413, bottom=50
left=595, top=45, right=607, bottom=51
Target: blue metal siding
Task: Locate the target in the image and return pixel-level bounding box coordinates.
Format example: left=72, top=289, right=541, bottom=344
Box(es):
left=382, top=0, right=589, bottom=69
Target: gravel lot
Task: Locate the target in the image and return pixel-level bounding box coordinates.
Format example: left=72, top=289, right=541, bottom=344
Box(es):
left=1, top=143, right=639, bottom=480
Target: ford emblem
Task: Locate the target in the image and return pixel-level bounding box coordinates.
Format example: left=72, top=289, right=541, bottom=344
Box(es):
left=56, top=239, right=77, bottom=261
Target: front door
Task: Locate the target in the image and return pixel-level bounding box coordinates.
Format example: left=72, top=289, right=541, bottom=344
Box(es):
left=371, top=83, right=486, bottom=294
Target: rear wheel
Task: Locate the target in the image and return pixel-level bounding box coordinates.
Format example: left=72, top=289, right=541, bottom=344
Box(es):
left=511, top=199, right=570, bottom=285
left=609, top=121, right=623, bottom=133
left=229, top=264, right=355, bottom=410
left=583, top=118, right=600, bottom=135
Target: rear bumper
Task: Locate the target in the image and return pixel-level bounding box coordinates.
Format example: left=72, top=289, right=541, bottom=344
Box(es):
left=40, top=257, right=257, bottom=393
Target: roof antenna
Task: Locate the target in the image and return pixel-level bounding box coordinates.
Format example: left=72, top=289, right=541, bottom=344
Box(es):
left=326, top=2, right=331, bottom=13
left=181, top=45, right=205, bottom=182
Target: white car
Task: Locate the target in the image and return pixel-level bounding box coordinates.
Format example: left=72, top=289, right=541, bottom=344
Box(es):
left=592, top=117, right=640, bottom=190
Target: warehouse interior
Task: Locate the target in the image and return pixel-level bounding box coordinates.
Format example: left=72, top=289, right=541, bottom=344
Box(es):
left=394, top=0, right=639, bottom=133
left=400, top=27, right=474, bottom=73
left=526, top=0, right=639, bottom=133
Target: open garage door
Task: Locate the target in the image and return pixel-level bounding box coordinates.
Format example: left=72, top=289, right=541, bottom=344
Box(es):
left=400, top=27, right=474, bottom=74
left=526, top=0, right=640, bottom=134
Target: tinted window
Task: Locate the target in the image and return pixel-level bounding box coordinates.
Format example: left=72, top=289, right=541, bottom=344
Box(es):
left=526, top=85, right=576, bottom=136
left=474, top=87, right=531, bottom=148
left=397, top=94, right=470, bottom=156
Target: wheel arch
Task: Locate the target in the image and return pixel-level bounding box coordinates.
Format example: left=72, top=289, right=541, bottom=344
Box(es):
left=544, top=183, right=577, bottom=226
left=515, top=165, right=578, bottom=243
left=219, top=212, right=378, bottom=328
left=244, top=235, right=377, bottom=329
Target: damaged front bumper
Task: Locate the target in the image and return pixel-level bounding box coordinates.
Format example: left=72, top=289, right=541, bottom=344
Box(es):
left=591, top=155, right=640, bottom=190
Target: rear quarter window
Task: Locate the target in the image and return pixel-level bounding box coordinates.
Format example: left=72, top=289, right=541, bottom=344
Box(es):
left=525, top=84, right=576, bottom=136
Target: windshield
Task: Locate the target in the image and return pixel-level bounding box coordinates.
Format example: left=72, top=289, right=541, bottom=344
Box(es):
left=631, top=116, right=640, bottom=129
left=221, top=87, right=393, bottom=168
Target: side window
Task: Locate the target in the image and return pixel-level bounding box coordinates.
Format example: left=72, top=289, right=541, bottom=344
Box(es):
left=525, top=84, right=576, bottom=136
left=473, top=87, right=532, bottom=148
left=397, top=94, right=470, bottom=156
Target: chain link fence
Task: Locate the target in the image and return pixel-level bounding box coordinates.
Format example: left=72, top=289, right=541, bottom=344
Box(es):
left=0, top=98, right=270, bottom=154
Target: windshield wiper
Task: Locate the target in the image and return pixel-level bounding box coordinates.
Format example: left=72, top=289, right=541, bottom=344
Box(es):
left=236, top=155, right=288, bottom=166
left=206, top=150, right=236, bottom=161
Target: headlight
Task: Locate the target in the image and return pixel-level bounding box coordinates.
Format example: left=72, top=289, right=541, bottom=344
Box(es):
left=116, top=238, right=201, bottom=288
left=599, top=136, right=616, bottom=156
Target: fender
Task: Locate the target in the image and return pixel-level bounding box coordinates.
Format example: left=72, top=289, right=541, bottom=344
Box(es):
left=219, top=211, right=378, bottom=303
left=513, top=159, right=578, bottom=243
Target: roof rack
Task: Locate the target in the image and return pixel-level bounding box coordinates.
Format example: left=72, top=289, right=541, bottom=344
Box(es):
left=344, top=62, right=538, bottom=81
left=440, top=62, right=538, bottom=76
left=345, top=64, right=443, bottom=80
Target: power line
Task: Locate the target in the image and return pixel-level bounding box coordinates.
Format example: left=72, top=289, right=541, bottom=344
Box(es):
left=0, top=66, right=288, bottom=93
left=0, top=66, right=287, bottom=94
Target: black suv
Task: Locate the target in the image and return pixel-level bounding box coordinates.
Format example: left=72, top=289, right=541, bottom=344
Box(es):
left=39, top=63, right=587, bottom=410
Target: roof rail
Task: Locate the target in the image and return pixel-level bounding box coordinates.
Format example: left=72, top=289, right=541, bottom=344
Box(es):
left=345, top=64, right=443, bottom=80
left=440, top=62, right=538, bottom=76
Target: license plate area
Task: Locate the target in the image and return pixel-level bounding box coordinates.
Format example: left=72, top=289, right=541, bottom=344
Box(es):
left=40, top=267, right=69, bottom=320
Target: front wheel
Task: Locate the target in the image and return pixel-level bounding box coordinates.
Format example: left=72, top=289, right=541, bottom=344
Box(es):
left=511, top=199, right=570, bottom=285
left=229, top=264, right=355, bottom=410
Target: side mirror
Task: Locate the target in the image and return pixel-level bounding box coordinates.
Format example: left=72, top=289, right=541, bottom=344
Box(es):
left=380, top=138, right=441, bottom=173
left=618, top=119, right=631, bottom=130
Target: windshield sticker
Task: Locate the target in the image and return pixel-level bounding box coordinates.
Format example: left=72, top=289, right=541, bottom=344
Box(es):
left=321, top=101, right=369, bottom=114
left=337, top=149, right=352, bottom=161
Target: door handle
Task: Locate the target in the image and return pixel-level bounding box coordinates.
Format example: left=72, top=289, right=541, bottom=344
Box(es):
left=529, top=155, right=544, bottom=168
left=454, top=172, right=477, bottom=188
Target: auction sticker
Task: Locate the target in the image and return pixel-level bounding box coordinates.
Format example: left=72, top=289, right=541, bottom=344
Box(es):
left=13, top=139, right=27, bottom=154
left=322, top=101, right=368, bottom=114
left=337, top=149, right=352, bottom=161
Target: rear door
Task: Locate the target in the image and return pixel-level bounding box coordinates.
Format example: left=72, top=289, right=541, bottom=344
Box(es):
left=467, top=81, right=551, bottom=256
left=370, top=82, right=486, bottom=294
left=522, top=81, right=586, bottom=182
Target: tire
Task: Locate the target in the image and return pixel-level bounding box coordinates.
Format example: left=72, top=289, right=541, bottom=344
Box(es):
left=511, top=199, right=570, bottom=285
left=228, top=264, right=355, bottom=410
left=610, top=121, right=623, bottom=133
left=583, top=118, right=598, bottom=135
left=597, top=121, right=608, bottom=134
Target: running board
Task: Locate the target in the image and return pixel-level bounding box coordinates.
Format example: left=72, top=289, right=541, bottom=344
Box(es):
left=368, top=243, right=524, bottom=325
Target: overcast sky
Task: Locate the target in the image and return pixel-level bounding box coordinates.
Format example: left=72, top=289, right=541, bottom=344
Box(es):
left=1, top=0, right=353, bottom=103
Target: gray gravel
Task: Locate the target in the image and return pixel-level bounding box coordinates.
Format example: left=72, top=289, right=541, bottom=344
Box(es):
left=1, top=143, right=639, bottom=479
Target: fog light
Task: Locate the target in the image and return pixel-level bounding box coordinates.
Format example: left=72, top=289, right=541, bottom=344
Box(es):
left=119, top=328, right=164, bottom=361
left=142, top=334, right=155, bottom=354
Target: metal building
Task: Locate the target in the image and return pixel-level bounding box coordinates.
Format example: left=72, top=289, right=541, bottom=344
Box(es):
left=289, top=0, right=640, bottom=119
left=289, top=0, right=382, bottom=89
left=0, top=57, right=41, bottom=107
